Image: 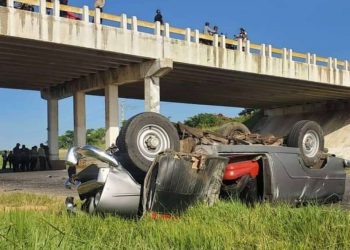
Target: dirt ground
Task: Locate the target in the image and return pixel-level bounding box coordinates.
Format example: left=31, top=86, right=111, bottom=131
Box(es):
left=0, top=170, right=77, bottom=197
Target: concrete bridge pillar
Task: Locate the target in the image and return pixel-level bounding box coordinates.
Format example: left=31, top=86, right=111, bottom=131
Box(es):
left=142, top=59, right=173, bottom=113
left=47, top=98, right=59, bottom=160
left=73, top=91, right=86, bottom=146
left=105, top=84, right=119, bottom=148
left=145, top=77, right=160, bottom=113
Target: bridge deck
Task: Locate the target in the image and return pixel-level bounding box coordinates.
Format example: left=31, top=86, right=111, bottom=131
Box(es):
left=0, top=3, right=350, bottom=108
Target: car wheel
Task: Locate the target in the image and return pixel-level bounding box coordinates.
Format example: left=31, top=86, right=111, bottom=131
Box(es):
left=287, top=120, right=324, bottom=167
left=116, top=112, right=180, bottom=175
left=216, top=122, right=251, bottom=138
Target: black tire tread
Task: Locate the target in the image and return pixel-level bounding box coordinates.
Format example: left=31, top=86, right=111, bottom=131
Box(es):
left=217, top=122, right=251, bottom=137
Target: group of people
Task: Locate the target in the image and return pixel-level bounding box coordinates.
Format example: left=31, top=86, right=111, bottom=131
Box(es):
left=202, top=22, right=248, bottom=48
left=153, top=9, right=248, bottom=48
left=1, top=143, right=51, bottom=172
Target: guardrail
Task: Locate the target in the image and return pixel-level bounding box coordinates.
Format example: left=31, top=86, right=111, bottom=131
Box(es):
left=6, top=0, right=349, bottom=70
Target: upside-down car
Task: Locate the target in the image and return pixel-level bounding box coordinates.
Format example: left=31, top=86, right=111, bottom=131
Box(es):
left=66, top=113, right=349, bottom=217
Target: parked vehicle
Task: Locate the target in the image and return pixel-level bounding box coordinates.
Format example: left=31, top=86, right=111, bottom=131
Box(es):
left=66, top=112, right=349, bottom=216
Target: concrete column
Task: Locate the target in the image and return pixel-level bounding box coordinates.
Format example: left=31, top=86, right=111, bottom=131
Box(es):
left=245, top=40, right=250, bottom=54
left=155, top=21, right=161, bottom=36
left=105, top=84, right=119, bottom=148
left=306, top=53, right=311, bottom=64
left=132, top=16, right=138, bottom=32
left=288, top=49, right=295, bottom=78
left=39, top=0, right=46, bottom=15
left=163, top=23, right=169, bottom=38
left=334, top=58, right=340, bottom=84
left=310, top=54, right=318, bottom=81
left=282, top=48, right=288, bottom=76
left=121, top=14, right=127, bottom=30
left=53, top=0, right=60, bottom=18
left=145, top=77, right=160, bottom=113
left=83, top=6, right=89, bottom=22
left=245, top=40, right=252, bottom=71
left=237, top=39, right=243, bottom=51
left=95, top=8, right=101, bottom=25
left=267, top=44, right=273, bottom=75
left=213, top=34, right=219, bottom=47
left=47, top=99, right=59, bottom=160
left=267, top=45, right=272, bottom=58
left=185, top=28, right=191, bottom=43
left=328, top=57, right=334, bottom=84
left=219, top=35, right=227, bottom=68
left=194, top=29, right=199, bottom=44
left=260, top=44, right=266, bottom=74
left=342, top=61, right=350, bottom=86
left=220, top=35, right=226, bottom=48
left=73, top=91, right=86, bottom=146
left=6, top=0, right=14, bottom=8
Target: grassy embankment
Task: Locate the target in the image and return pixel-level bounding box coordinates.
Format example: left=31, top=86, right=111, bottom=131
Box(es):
left=0, top=193, right=350, bottom=249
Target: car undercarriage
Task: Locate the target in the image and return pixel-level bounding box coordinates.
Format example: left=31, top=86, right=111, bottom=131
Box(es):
left=65, top=112, right=350, bottom=217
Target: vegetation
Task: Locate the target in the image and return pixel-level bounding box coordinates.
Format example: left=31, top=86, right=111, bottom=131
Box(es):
left=57, top=109, right=262, bottom=149
left=0, top=193, right=349, bottom=249
left=59, top=128, right=106, bottom=149
left=183, top=109, right=262, bottom=130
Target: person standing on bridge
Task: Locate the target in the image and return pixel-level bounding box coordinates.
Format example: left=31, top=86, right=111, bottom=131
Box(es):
left=94, top=0, right=105, bottom=24
left=234, top=27, right=248, bottom=41
left=201, top=22, right=215, bottom=45
left=154, top=9, right=164, bottom=25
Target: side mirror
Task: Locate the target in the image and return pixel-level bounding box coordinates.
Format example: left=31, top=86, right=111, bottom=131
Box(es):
left=66, top=147, right=79, bottom=166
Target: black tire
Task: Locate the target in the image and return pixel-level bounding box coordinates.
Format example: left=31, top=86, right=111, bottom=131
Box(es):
left=217, top=122, right=251, bottom=138
left=116, top=112, right=180, bottom=176
left=287, top=120, right=324, bottom=167
left=239, top=177, right=258, bottom=207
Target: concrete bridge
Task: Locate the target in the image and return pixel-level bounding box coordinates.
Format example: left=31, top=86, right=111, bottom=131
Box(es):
left=1, top=0, right=350, bottom=160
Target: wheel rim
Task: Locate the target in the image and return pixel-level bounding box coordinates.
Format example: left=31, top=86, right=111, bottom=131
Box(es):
left=302, top=130, right=320, bottom=158
left=137, top=124, right=171, bottom=161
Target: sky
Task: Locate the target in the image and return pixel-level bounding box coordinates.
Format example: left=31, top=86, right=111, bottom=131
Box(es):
left=1, top=0, right=350, bottom=149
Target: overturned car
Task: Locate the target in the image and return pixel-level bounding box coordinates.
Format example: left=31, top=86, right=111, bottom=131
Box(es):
left=67, top=112, right=349, bottom=217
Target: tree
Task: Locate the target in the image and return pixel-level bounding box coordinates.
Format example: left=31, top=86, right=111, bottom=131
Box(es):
left=184, top=113, right=231, bottom=128
left=87, top=128, right=106, bottom=147
left=58, top=130, right=74, bottom=149
left=58, top=128, right=106, bottom=149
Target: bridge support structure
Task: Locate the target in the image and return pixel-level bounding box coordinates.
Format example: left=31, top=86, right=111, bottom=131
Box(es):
left=73, top=91, right=86, bottom=147
left=105, top=84, right=119, bottom=148
left=47, top=98, right=59, bottom=160
left=41, top=58, right=173, bottom=151
left=253, top=101, right=350, bottom=160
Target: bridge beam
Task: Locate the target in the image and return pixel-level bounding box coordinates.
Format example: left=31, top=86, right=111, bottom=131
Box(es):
left=47, top=98, right=59, bottom=160
left=42, top=59, right=173, bottom=100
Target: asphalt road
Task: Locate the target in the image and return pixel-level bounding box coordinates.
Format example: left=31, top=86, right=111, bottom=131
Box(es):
left=0, top=170, right=77, bottom=197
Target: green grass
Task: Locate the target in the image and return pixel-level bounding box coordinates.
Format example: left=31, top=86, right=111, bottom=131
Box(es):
left=1, top=193, right=350, bottom=249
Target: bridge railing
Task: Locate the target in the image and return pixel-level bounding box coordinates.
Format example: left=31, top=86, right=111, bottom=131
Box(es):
left=8, top=0, right=348, bottom=70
